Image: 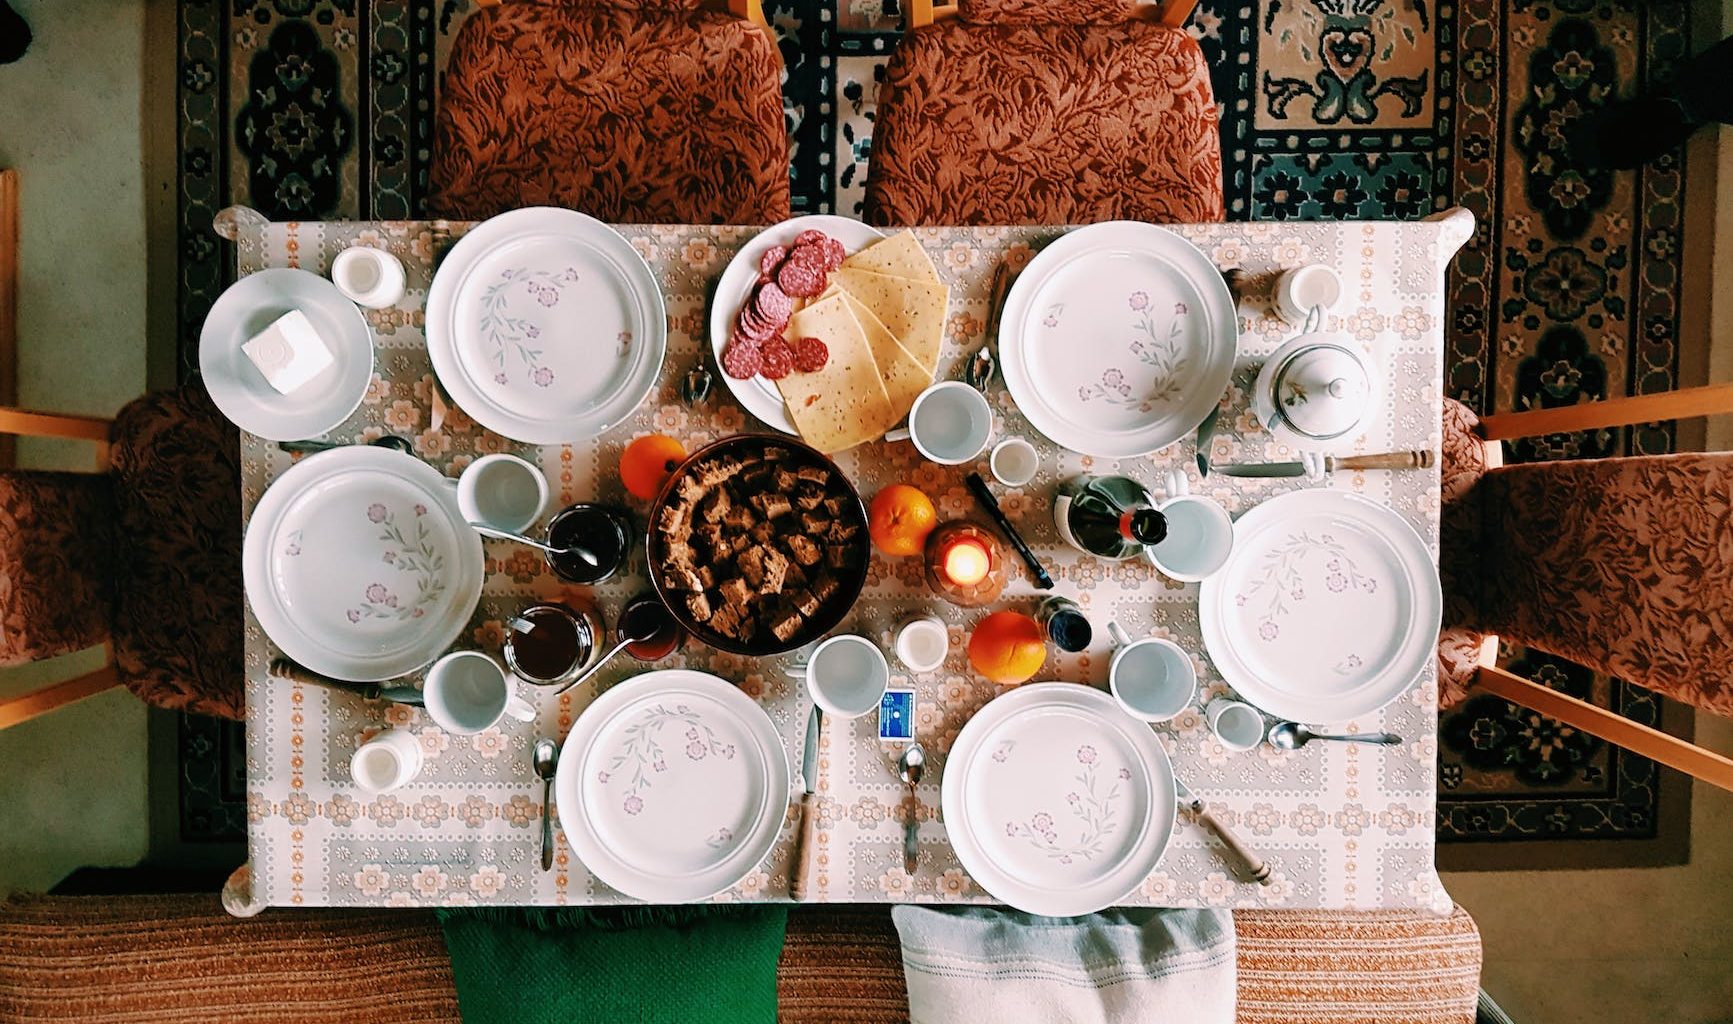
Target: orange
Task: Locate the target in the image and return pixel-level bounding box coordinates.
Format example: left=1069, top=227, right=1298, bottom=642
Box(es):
left=621, top=434, right=687, bottom=501
left=868, top=483, right=938, bottom=557
left=967, top=611, right=1047, bottom=686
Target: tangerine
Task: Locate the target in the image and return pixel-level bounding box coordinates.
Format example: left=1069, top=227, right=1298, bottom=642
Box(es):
left=967, top=611, right=1047, bottom=686
left=620, top=434, right=687, bottom=500
left=868, top=483, right=938, bottom=557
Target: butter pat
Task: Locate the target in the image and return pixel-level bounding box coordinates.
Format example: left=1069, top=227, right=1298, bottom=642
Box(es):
left=242, top=310, right=334, bottom=394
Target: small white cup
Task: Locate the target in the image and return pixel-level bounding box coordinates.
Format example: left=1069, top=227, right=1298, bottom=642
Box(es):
left=894, top=615, right=949, bottom=673
left=423, top=651, right=536, bottom=735
left=1147, top=469, right=1234, bottom=583
left=1274, top=264, right=1342, bottom=325
left=458, top=453, right=549, bottom=534
left=800, top=634, right=891, bottom=718
left=989, top=437, right=1039, bottom=487
left=1106, top=622, right=1197, bottom=723
left=331, top=246, right=407, bottom=309
left=1206, top=697, right=1265, bottom=752
left=350, top=728, right=424, bottom=793
left=885, top=381, right=993, bottom=465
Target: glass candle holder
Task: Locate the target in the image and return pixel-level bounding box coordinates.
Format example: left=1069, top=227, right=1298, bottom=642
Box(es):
left=923, top=520, right=1006, bottom=608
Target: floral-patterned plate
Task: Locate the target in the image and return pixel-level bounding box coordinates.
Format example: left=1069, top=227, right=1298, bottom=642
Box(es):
left=1198, top=490, right=1441, bottom=723
left=554, top=669, right=791, bottom=903
left=941, top=683, right=1176, bottom=917
left=242, top=445, right=485, bottom=681
left=426, top=207, right=666, bottom=443
left=998, top=221, right=1236, bottom=458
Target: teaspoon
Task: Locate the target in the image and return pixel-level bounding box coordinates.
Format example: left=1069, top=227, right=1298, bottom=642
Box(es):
left=532, top=738, right=559, bottom=872
left=1267, top=722, right=1402, bottom=750
left=467, top=521, right=600, bottom=568
left=897, top=743, right=926, bottom=875
left=553, top=618, right=660, bottom=695
left=965, top=262, right=1011, bottom=393
left=279, top=434, right=414, bottom=455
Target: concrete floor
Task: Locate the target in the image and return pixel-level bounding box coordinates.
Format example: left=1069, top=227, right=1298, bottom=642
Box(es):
left=2, top=1, right=1732, bottom=1020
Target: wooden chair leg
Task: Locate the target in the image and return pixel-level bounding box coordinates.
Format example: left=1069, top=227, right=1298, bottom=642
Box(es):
left=1475, top=664, right=1733, bottom=793
left=1477, top=382, right=1733, bottom=441
left=0, top=663, right=126, bottom=731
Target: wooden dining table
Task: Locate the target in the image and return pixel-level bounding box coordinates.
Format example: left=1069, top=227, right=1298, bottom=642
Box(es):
left=221, top=206, right=1474, bottom=916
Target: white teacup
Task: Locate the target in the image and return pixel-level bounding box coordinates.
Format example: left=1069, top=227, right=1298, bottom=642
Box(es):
left=1147, top=469, right=1234, bottom=583
left=1206, top=697, right=1265, bottom=752
left=457, top=453, right=549, bottom=535
left=1106, top=622, right=1197, bottom=724
left=1274, top=264, right=1342, bottom=325
left=331, top=245, right=407, bottom=309
left=885, top=381, right=993, bottom=465
left=423, top=651, right=536, bottom=734
left=989, top=437, right=1039, bottom=487
left=799, top=634, right=890, bottom=719
left=350, top=728, right=424, bottom=793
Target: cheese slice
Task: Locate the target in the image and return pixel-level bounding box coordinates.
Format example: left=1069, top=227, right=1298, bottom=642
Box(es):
left=823, top=286, right=931, bottom=424
left=828, top=267, right=949, bottom=376
left=776, top=294, right=897, bottom=453
left=840, top=230, right=944, bottom=285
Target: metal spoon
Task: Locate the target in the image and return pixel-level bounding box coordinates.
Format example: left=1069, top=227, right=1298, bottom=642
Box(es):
left=553, top=616, right=660, bottom=695
left=897, top=742, right=926, bottom=875
left=278, top=434, right=414, bottom=455
left=1267, top=722, right=1402, bottom=750
left=467, top=521, right=599, bottom=568
left=965, top=262, right=1011, bottom=393
left=532, top=738, right=559, bottom=872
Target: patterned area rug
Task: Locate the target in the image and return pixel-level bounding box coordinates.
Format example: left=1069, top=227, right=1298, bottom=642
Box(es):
left=173, top=0, right=1694, bottom=865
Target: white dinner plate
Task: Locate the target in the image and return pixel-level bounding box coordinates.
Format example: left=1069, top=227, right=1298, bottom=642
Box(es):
left=999, top=222, right=1236, bottom=458
left=942, top=683, right=1176, bottom=917
left=1199, top=490, right=1441, bottom=722
left=200, top=268, right=375, bottom=441
left=242, top=445, right=484, bottom=681
left=708, top=215, right=885, bottom=433
left=556, top=670, right=791, bottom=903
left=426, top=207, right=666, bottom=443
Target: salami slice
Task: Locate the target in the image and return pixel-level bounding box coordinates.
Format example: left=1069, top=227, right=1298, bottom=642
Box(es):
left=793, top=229, right=829, bottom=248
left=750, top=281, right=794, bottom=323
left=788, top=240, right=828, bottom=266
left=737, top=301, right=780, bottom=337
left=822, top=237, right=847, bottom=270
left=758, top=338, right=795, bottom=380
left=776, top=259, right=827, bottom=298
left=721, top=338, right=764, bottom=379
left=757, top=244, right=789, bottom=280
left=792, top=336, right=829, bottom=373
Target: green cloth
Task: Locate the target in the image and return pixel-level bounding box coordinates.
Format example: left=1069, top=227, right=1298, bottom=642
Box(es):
left=437, top=905, right=789, bottom=1024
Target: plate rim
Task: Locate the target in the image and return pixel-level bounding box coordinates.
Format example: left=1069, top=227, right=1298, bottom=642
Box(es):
left=707, top=215, right=887, bottom=434
left=941, top=682, right=1176, bottom=917
left=425, top=207, right=667, bottom=444
left=554, top=669, right=792, bottom=903
left=241, top=445, right=485, bottom=681
left=1198, top=489, right=1441, bottom=722
left=999, top=221, right=1236, bottom=458
left=199, top=267, right=376, bottom=442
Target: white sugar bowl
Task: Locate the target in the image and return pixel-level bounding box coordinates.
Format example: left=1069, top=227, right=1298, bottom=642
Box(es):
left=1252, top=332, right=1379, bottom=450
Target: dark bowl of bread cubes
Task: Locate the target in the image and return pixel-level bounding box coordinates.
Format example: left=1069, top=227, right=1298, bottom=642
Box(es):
left=646, top=434, right=871, bottom=656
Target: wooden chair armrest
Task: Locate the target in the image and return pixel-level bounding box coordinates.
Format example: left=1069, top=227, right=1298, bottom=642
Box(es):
left=0, top=407, right=114, bottom=471
left=1478, top=382, right=1733, bottom=441
left=0, top=661, right=124, bottom=732
left=1151, top=0, right=1199, bottom=26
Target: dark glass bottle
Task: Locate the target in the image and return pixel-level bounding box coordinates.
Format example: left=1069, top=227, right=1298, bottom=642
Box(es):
left=1052, top=475, right=1168, bottom=561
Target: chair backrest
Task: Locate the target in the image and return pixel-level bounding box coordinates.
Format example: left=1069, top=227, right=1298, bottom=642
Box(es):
left=474, top=0, right=767, bottom=29
left=908, top=0, right=1196, bottom=28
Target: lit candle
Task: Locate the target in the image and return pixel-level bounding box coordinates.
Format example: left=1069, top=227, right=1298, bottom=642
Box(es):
left=941, top=538, right=990, bottom=586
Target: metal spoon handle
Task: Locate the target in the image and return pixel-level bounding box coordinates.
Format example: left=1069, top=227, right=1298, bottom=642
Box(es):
left=555, top=636, right=635, bottom=695
left=541, top=778, right=555, bottom=871
left=903, top=786, right=919, bottom=875
left=1316, top=730, right=1402, bottom=745
left=469, top=521, right=599, bottom=567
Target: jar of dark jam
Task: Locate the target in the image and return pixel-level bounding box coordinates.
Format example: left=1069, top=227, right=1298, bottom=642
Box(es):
left=544, top=503, right=633, bottom=584
left=619, top=593, right=682, bottom=662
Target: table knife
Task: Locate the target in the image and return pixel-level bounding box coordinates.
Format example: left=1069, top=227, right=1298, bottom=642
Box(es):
left=1175, top=776, right=1271, bottom=885
left=269, top=659, right=425, bottom=705
left=789, top=705, right=823, bottom=900
left=1217, top=450, right=1434, bottom=478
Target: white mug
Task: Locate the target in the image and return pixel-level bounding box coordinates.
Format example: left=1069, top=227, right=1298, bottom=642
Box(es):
left=350, top=728, right=424, bottom=793
left=458, top=453, right=549, bottom=534
left=331, top=245, right=407, bottom=309
left=894, top=615, right=949, bottom=673
left=797, top=634, right=891, bottom=718
left=423, top=651, right=536, bottom=734
left=1146, top=469, right=1234, bottom=583
left=1273, top=264, right=1342, bottom=325
left=989, top=437, right=1039, bottom=487
left=1106, top=622, right=1196, bottom=724
left=884, top=381, right=993, bottom=465
left=1206, top=697, right=1265, bottom=752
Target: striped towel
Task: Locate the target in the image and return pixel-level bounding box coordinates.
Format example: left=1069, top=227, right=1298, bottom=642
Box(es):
left=891, top=905, right=1235, bottom=1024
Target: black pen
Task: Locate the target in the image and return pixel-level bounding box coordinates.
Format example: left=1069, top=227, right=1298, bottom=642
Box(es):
left=964, top=472, right=1054, bottom=590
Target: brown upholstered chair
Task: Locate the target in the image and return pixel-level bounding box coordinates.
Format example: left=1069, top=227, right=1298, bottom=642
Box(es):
left=427, top=0, right=791, bottom=224
left=0, top=894, right=1482, bottom=1023
left=0, top=385, right=243, bottom=729
left=862, top=0, right=1223, bottom=227
left=1438, top=384, right=1733, bottom=791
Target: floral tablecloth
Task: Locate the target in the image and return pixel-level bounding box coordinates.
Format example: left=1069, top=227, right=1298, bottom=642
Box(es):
left=230, top=211, right=1473, bottom=915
